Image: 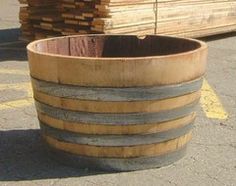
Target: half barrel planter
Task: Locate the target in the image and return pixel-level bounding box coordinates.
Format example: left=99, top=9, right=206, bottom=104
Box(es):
left=27, top=35, right=207, bottom=171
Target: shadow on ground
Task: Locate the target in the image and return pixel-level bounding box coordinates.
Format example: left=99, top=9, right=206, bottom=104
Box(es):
left=199, top=32, right=236, bottom=42
left=0, top=28, right=27, bottom=62
left=0, top=129, right=105, bottom=181
left=0, top=28, right=235, bottom=62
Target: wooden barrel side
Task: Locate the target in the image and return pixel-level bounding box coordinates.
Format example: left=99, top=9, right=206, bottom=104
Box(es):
left=42, top=132, right=192, bottom=158
left=31, top=77, right=202, bottom=113
left=27, top=38, right=207, bottom=87
left=37, top=112, right=196, bottom=135
left=46, top=143, right=188, bottom=171
left=33, top=77, right=200, bottom=171
left=27, top=35, right=207, bottom=171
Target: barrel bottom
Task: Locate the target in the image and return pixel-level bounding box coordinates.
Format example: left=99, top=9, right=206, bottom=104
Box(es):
left=44, top=144, right=187, bottom=172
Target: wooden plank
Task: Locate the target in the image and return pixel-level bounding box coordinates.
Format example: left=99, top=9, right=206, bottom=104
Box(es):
left=19, top=0, right=236, bottom=40
left=43, top=132, right=192, bottom=158
left=27, top=35, right=207, bottom=87
left=38, top=112, right=196, bottom=135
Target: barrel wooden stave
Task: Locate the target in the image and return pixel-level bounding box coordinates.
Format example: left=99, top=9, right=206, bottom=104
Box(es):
left=47, top=145, right=188, bottom=171
left=31, top=77, right=203, bottom=101
left=38, top=112, right=196, bottom=135
left=34, top=90, right=200, bottom=113
left=27, top=35, right=207, bottom=171
left=32, top=76, right=202, bottom=113
left=39, top=121, right=193, bottom=146
left=27, top=35, right=208, bottom=87
left=35, top=100, right=198, bottom=125
left=43, top=132, right=192, bottom=158
left=28, top=51, right=207, bottom=87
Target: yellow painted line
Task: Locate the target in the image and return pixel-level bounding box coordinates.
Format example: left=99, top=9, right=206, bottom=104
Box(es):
left=0, top=68, right=34, bottom=111
left=0, top=82, right=33, bottom=110
left=0, top=98, right=33, bottom=111
left=0, top=68, right=29, bottom=75
left=200, top=79, right=228, bottom=120
left=0, top=82, right=33, bottom=97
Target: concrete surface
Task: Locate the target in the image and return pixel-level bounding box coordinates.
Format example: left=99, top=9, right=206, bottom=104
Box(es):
left=0, top=1, right=236, bottom=186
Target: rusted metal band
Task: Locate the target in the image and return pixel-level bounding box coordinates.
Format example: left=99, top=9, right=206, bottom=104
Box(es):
left=35, top=100, right=198, bottom=125
left=40, top=121, right=193, bottom=146
left=32, top=77, right=203, bottom=101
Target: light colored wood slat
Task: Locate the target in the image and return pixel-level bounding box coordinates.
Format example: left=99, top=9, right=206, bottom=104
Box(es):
left=19, top=0, right=236, bottom=40
left=27, top=36, right=207, bottom=87
left=43, top=132, right=192, bottom=158
left=38, top=112, right=196, bottom=135
left=33, top=89, right=201, bottom=113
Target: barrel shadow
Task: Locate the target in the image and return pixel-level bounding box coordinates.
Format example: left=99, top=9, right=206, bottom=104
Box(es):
left=199, top=31, right=236, bottom=42
left=0, top=28, right=27, bottom=62
left=0, top=129, right=105, bottom=181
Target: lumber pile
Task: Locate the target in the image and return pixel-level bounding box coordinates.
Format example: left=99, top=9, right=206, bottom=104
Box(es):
left=19, top=0, right=236, bottom=41
left=91, top=0, right=157, bottom=35
left=18, top=0, right=63, bottom=41
left=60, top=0, right=96, bottom=35
left=157, top=0, right=236, bottom=38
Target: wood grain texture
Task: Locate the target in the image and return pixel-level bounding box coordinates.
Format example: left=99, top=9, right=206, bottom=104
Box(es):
left=19, top=0, right=63, bottom=41
left=157, top=0, right=236, bottom=37
left=35, top=99, right=198, bottom=125
left=43, top=132, right=192, bottom=158
left=40, top=121, right=193, bottom=146
left=31, top=77, right=203, bottom=101
left=33, top=90, right=201, bottom=113
left=27, top=35, right=207, bottom=87
left=20, top=0, right=236, bottom=40
left=47, top=144, right=187, bottom=171
left=27, top=35, right=206, bottom=170
left=38, top=112, right=196, bottom=135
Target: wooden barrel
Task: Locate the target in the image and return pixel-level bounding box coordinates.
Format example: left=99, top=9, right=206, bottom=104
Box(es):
left=27, top=35, right=207, bottom=171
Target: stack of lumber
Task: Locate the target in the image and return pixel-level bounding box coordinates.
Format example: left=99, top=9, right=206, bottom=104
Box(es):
left=91, top=0, right=157, bottom=35
left=18, top=0, right=63, bottom=41
left=60, top=0, right=96, bottom=35
left=92, top=0, right=236, bottom=37
left=156, top=0, right=236, bottom=38
left=60, top=0, right=157, bottom=35
left=19, top=0, right=236, bottom=40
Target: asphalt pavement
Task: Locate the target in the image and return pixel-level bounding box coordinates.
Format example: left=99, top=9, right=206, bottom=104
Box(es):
left=0, top=1, right=235, bottom=185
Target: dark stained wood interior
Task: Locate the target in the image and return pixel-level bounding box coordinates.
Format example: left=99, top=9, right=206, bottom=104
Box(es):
left=34, top=35, right=201, bottom=58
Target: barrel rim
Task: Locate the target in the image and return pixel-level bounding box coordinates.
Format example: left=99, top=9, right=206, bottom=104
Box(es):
left=27, top=34, right=208, bottom=61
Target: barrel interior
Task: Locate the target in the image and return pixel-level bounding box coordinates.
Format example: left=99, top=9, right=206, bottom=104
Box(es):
left=33, top=35, right=201, bottom=58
